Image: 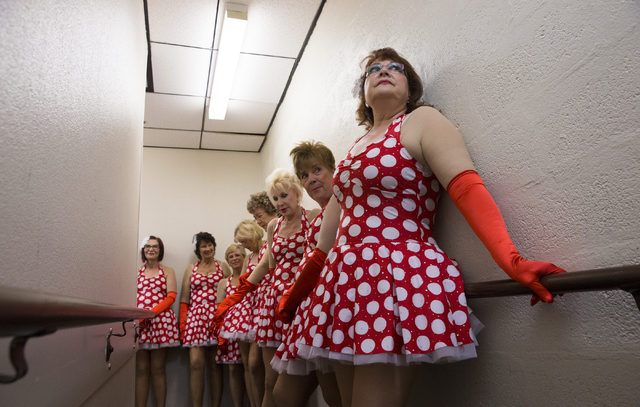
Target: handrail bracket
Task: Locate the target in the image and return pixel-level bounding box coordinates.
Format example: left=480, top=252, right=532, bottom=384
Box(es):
left=0, top=328, right=57, bottom=384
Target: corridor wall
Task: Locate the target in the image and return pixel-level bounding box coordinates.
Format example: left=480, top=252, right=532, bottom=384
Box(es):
left=261, top=0, right=640, bottom=406
left=0, top=1, right=147, bottom=406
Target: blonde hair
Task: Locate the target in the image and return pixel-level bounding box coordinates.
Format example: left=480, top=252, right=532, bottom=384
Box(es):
left=234, top=219, right=264, bottom=243
left=225, top=243, right=246, bottom=262
left=265, top=168, right=303, bottom=200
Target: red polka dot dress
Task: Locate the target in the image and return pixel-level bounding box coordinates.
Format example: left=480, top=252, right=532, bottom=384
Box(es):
left=136, top=265, right=180, bottom=349
left=216, top=276, right=242, bottom=364
left=221, top=244, right=267, bottom=342
left=296, top=114, right=482, bottom=366
left=251, top=243, right=270, bottom=338
left=255, top=209, right=309, bottom=347
left=183, top=260, right=224, bottom=347
left=272, top=208, right=329, bottom=374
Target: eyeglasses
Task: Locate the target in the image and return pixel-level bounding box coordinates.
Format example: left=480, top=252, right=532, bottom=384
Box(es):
left=143, top=244, right=159, bottom=250
left=253, top=212, right=265, bottom=220
left=365, top=62, right=405, bottom=77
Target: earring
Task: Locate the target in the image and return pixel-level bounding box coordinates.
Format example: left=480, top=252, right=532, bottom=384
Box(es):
left=365, top=102, right=370, bottom=108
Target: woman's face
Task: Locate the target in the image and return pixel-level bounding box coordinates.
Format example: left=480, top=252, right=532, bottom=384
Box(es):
left=237, top=237, right=259, bottom=253
left=226, top=250, right=244, bottom=270
left=269, top=186, right=299, bottom=217
left=363, top=59, right=409, bottom=108
left=143, top=239, right=160, bottom=262
left=198, top=241, right=215, bottom=259
left=252, top=208, right=275, bottom=230
left=299, top=160, right=333, bottom=206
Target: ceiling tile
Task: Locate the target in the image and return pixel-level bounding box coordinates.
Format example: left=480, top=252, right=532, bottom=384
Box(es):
left=151, top=43, right=212, bottom=97
left=144, top=93, right=205, bottom=131
left=201, top=132, right=264, bottom=151
left=226, top=54, right=294, bottom=104
left=203, top=99, right=276, bottom=134
left=214, top=0, right=322, bottom=58
left=147, top=0, right=218, bottom=48
left=144, top=128, right=201, bottom=149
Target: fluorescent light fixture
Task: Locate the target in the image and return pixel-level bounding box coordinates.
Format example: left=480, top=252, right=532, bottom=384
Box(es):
left=208, top=4, right=248, bottom=120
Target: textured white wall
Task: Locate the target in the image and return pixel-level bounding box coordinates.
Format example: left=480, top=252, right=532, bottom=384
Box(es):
left=138, top=147, right=264, bottom=406
left=262, top=0, right=640, bottom=406
left=0, top=1, right=146, bottom=406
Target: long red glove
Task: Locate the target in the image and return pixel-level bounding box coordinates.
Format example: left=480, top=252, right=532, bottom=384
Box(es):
left=139, top=291, right=177, bottom=326
left=213, top=274, right=259, bottom=324
left=276, top=249, right=327, bottom=323
left=447, top=170, right=566, bottom=305
left=179, top=302, right=188, bottom=340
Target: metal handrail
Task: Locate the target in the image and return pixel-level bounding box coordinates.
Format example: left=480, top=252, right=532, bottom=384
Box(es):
left=465, top=264, right=640, bottom=309
left=0, top=285, right=153, bottom=383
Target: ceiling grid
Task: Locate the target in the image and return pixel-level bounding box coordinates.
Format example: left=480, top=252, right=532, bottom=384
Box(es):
left=143, top=0, right=325, bottom=153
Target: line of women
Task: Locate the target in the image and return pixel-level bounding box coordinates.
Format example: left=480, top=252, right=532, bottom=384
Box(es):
left=137, top=47, right=565, bottom=407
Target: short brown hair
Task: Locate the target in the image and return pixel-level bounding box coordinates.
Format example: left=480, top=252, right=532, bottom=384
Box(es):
left=355, top=48, right=425, bottom=129
left=290, top=140, right=336, bottom=180
left=193, top=232, right=216, bottom=260
left=246, top=191, right=277, bottom=216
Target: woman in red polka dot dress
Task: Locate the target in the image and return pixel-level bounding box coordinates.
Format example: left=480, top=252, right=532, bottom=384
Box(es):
left=290, top=48, right=566, bottom=407
left=221, top=219, right=267, bottom=407
left=179, top=232, right=230, bottom=407
left=215, top=244, right=248, bottom=407
left=135, top=235, right=179, bottom=407
left=270, top=141, right=342, bottom=407
left=215, top=170, right=321, bottom=407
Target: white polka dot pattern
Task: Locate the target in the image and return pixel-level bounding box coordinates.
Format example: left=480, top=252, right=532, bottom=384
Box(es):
left=272, top=208, right=327, bottom=373
left=215, top=277, right=242, bottom=363
left=295, top=114, right=475, bottom=364
left=183, top=261, right=224, bottom=347
left=255, top=208, right=309, bottom=347
left=220, top=245, right=267, bottom=342
left=136, top=265, right=180, bottom=348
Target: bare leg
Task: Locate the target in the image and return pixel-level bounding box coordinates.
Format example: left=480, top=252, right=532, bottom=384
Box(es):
left=249, top=343, right=265, bottom=405
left=229, top=363, right=246, bottom=407
left=207, top=346, right=224, bottom=407
left=273, top=371, right=318, bottom=407
left=239, top=341, right=257, bottom=407
left=316, top=371, right=342, bottom=407
left=189, top=347, right=206, bottom=407
left=149, top=347, right=169, bottom=407
left=332, top=362, right=354, bottom=407
left=135, top=350, right=151, bottom=407
left=352, top=364, right=419, bottom=407
left=261, top=346, right=279, bottom=407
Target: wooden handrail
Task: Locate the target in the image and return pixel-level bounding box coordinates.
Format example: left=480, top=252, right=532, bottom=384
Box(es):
left=0, top=285, right=153, bottom=337
left=0, top=285, right=154, bottom=384
left=465, top=264, right=640, bottom=309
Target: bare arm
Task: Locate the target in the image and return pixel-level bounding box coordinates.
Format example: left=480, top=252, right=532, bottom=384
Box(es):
left=162, top=265, right=178, bottom=293
left=248, top=218, right=277, bottom=285
left=221, top=261, right=232, bottom=278
left=216, top=279, right=228, bottom=304
left=400, top=106, right=475, bottom=188
left=315, top=196, right=340, bottom=254
left=179, top=265, right=193, bottom=304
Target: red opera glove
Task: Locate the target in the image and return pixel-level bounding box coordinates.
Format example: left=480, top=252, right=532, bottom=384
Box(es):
left=213, top=274, right=258, bottom=324
left=139, top=292, right=176, bottom=326
left=179, top=302, right=189, bottom=340
left=276, top=249, right=327, bottom=322
left=138, top=318, right=150, bottom=328
left=447, top=170, right=566, bottom=305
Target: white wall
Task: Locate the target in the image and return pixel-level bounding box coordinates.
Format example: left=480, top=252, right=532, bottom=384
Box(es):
left=262, top=0, right=640, bottom=406
left=0, top=1, right=147, bottom=406
left=138, top=147, right=264, bottom=406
